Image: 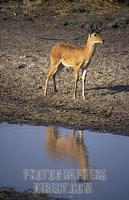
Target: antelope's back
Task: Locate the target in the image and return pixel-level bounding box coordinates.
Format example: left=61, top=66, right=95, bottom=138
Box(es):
left=51, top=43, right=84, bottom=61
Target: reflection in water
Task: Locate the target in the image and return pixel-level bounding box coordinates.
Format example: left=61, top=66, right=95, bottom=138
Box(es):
left=45, top=127, right=90, bottom=181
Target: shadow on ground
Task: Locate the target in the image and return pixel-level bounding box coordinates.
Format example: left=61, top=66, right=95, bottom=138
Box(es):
left=87, top=84, right=129, bottom=95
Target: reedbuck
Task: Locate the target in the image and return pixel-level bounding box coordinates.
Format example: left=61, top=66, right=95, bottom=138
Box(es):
left=44, top=23, right=104, bottom=99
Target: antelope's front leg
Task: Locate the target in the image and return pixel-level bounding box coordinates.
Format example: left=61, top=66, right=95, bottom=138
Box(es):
left=74, top=67, right=79, bottom=99
left=82, top=69, right=87, bottom=99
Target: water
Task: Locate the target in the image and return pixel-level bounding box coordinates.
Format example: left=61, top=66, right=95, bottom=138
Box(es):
left=0, top=122, right=129, bottom=200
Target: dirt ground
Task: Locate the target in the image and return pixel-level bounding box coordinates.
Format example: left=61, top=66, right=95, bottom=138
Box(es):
left=0, top=2, right=129, bottom=135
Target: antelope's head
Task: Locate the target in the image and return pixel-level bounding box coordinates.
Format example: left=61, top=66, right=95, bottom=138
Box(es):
left=88, top=22, right=104, bottom=44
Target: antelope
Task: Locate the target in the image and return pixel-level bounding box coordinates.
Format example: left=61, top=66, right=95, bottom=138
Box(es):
left=44, top=23, right=104, bottom=99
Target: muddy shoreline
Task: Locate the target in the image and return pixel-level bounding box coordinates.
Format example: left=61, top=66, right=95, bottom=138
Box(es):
left=0, top=6, right=129, bottom=135
left=0, top=187, right=64, bottom=200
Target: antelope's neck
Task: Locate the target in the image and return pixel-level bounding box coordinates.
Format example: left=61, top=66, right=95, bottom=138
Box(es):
left=84, top=40, right=95, bottom=64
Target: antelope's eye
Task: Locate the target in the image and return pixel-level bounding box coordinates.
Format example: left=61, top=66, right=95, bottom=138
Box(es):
left=94, top=33, right=97, bottom=37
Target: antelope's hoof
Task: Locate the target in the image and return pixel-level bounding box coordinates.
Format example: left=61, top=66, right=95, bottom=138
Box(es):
left=82, top=95, right=86, bottom=100
left=74, top=95, right=76, bottom=100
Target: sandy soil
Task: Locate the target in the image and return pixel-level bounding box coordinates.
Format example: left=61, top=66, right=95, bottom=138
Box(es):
left=0, top=5, right=129, bottom=135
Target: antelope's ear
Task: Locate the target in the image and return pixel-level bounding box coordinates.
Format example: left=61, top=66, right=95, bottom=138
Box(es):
left=88, top=26, right=93, bottom=34
left=88, top=23, right=95, bottom=35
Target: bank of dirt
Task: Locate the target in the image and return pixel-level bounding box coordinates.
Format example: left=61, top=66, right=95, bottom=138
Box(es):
left=0, top=187, right=48, bottom=200
left=0, top=3, right=129, bottom=135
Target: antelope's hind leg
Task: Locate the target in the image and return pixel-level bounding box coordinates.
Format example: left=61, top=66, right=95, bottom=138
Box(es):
left=44, top=64, right=58, bottom=96
left=53, top=74, right=58, bottom=93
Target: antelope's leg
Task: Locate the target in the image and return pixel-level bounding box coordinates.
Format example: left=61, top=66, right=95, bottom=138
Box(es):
left=53, top=74, right=57, bottom=93
left=66, top=68, right=70, bottom=81
left=74, top=67, right=79, bottom=99
left=78, top=130, right=83, bottom=138
left=44, top=78, right=49, bottom=96
left=44, top=64, right=58, bottom=96
left=82, top=69, right=87, bottom=99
